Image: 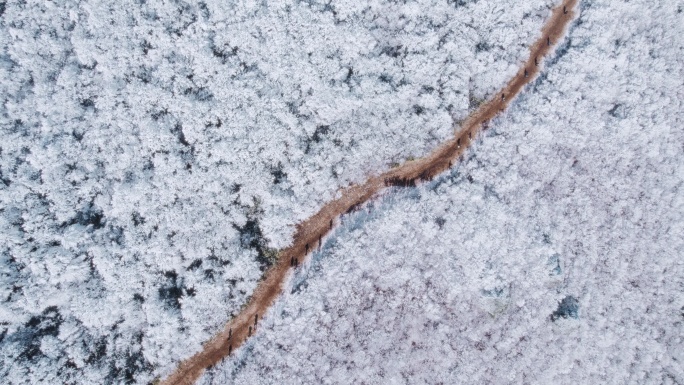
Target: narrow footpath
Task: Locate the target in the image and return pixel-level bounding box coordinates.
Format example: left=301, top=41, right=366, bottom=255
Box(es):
left=161, top=1, right=578, bottom=384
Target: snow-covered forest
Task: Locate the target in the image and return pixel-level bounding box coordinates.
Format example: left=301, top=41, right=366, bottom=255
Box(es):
left=198, top=0, right=684, bottom=383
left=1, top=0, right=682, bottom=384
left=0, top=0, right=559, bottom=383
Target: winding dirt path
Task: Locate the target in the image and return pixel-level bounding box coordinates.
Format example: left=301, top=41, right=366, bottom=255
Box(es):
left=161, top=1, right=578, bottom=384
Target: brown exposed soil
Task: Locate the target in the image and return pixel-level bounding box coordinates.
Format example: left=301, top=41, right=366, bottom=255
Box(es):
left=160, top=1, right=578, bottom=384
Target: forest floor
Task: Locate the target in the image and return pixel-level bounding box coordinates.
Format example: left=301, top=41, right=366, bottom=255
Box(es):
left=160, top=1, right=578, bottom=384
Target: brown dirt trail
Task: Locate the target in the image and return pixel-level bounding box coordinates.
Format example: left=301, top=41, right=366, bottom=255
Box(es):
left=160, top=1, right=578, bottom=384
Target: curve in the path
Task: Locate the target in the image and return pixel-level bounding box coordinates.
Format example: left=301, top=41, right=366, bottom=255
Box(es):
left=161, top=1, right=578, bottom=384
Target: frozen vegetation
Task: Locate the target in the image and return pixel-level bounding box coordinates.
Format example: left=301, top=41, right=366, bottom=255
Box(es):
left=199, top=0, right=684, bottom=383
left=0, top=0, right=563, bottom=383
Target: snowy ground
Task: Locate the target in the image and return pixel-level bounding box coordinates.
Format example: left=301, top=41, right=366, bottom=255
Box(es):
left=0, top=0, right=562, bottom=384
left=199, top=0, right=684, bottom=384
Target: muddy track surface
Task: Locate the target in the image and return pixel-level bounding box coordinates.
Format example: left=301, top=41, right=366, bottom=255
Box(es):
left=161, top=1, right=578, bottom=384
